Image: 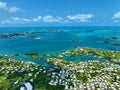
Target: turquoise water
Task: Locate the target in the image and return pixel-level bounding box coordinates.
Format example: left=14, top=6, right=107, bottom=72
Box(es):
left=0, top=26, right=120, bottom=66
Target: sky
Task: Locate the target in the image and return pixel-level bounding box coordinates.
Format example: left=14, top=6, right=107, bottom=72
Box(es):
left=0, top=0, right=120, bottom=26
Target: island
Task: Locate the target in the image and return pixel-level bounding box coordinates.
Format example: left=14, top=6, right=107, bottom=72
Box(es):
left=0, top=47, right=120, bottom=90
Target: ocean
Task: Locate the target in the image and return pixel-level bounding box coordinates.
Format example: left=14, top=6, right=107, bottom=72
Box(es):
left=0, top=26, right=120, bottom=66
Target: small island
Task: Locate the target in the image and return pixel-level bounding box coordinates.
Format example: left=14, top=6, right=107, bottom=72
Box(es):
left=24, top=53, right=39, bottom=59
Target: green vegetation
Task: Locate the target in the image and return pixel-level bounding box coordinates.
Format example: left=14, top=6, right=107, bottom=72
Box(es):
left=60, top=47, right=120, bottom=63
left=76, top=73, right=88, bottom=83
left=0, top=58, right=64, bottom=90
left=0, top=47, right=120, bottom=90
left=25, top=53, right=39, bottom=59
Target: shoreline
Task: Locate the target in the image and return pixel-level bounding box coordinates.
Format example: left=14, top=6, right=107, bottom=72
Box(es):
left=0, top=53, right=120, bottom=90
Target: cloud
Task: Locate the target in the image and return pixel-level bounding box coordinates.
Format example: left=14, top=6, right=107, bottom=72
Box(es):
left=1, top=15, right=64, bottom=24
left=11, top=17, right=31, bottom=22
left=0, top=1, right=21, bottom=13
left=1, top=20, right=11, bottom=24
left=1, top=17, right=31, bottom=24
left=33, top=15, right=63, bottom=23
left=112, top=12, right=120, bottom=23
left=0, top=14, right=94, bottom=24
left=0, top=1, right=7, bottom=9
left=33, top=16, right=42, bottom=22
left=42, top=15, right=63, bottom=23
left=9, top=7, right=21, bottom=13
left=112, top=12, right=120, bottom=18
left=67, top=14, right=94, bottom=22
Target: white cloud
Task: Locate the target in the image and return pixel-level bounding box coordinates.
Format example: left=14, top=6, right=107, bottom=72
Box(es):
left=0, top=1, right=7, bottom=9
left=1, top=17, right=31, bottom=24
left=67, top=14, right=94, bottom=22
left=11, top=17, right=31, bottom=22
left=1, top=20, right=11, bottom=24
left=112, top=12, right=120, bottom=23
left=42, top=15, right=63, bottom=23
left=0, top=1, right=20, bottom=13
left=33, top=16, right=42, bottom=22
left=1, top=15, right=64, bottom=24
left=9, top=7, right=21, bottom=13
left=112, top=12, right=120, bottom=18
left=1, top=14, right=94, bottom=24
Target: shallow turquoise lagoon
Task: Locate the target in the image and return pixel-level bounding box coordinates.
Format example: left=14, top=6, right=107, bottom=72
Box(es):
left=0, top=26, right=120, bottom=66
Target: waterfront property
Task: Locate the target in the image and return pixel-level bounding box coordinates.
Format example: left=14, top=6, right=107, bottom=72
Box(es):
left=0, top=46, right=120, bottom=90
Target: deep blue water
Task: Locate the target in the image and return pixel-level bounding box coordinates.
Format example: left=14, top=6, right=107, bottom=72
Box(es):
left=0, top=26, right=120, bottom=66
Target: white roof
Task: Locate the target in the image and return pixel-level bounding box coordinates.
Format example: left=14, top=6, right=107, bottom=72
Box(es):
left=20, top=87, right=25, bottom=90
left=24, top=82, right=33, bottom=90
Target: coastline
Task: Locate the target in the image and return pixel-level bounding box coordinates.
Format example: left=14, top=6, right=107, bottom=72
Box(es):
left=0, top=46, right=120, bottom=89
